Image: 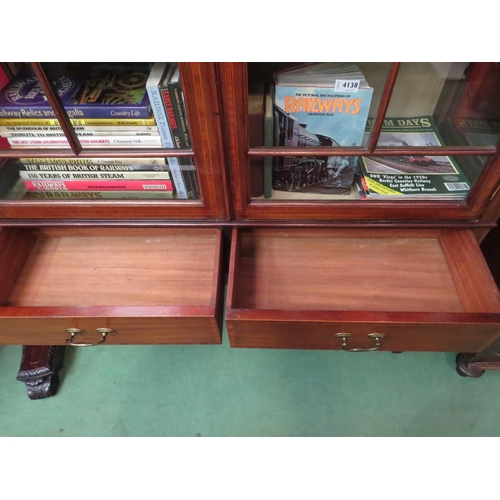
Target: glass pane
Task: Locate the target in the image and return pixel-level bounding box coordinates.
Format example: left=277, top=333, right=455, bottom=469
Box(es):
left=0, top=62, right=200, bottom=200
left=0, top=157, right=200, bottom=201
left=379, top=62, right=500, bottom=148
left=247, top=62, right=391, bottom=200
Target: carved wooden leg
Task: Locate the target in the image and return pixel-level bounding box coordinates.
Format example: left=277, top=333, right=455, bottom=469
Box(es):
left=16, top=346, right=65, bottom=400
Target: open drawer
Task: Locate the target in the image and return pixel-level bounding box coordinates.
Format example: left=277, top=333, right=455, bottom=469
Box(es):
left=0, top=227, right=224, bottom=345
left=226, top=228, right=500, bottom=352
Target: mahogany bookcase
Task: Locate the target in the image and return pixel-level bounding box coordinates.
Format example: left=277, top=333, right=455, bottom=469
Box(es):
left=1, top=61, right=500, bottom=399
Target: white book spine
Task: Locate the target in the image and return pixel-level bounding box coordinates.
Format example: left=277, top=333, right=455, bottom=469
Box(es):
left=146, top=63, right=187, bottom=199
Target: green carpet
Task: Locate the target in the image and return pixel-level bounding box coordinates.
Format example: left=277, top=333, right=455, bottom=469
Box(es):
left=1, top=321, right=500, bottom=437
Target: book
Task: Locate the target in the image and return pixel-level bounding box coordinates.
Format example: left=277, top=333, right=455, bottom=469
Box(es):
left=272, top=63, right=373, bottom=194
left=0, top=65, right=9, bottom=92
left=1, top=130, right=159, bottom=137
left=0, top=117, right=157, bottom=126
left=17, top=162, right=169, bottom=172
left=65, top=63, right=152, bottom=119
left=146, top=62, right=174, bottom=148
left=358, top=116, right=471, bottom=199
left=8, top=135, right=163, bottom=147
left=23, top=179, right=173, bottom=191
left=159, top=63, right=199, bottom=199
left=0, top=125, right=158, bottom=133
left=248, top=82, right=265, bottom=198
left=263, top=85, right=274, bottom=199
left=19, top=170, right=171, bottom=181
left=21, top=190, right=174, bottom=200
left=18, top=157, right=167, bottom=166
left=0, top=67, right=85, bottom=119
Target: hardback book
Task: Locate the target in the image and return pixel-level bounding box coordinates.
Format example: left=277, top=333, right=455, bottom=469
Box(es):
left=23, top=179, right=173, bottom=192
left=0, top=116, right=156, bottom=126
left=19, top=170, right=171, bottom=181
left=0, top=67, right=85, bottom=119
left=21, top=190, right=173, bottom=200
left=159, top=63, right=199, bottom=199
left=248, top=81, right=265, bottom=198
left=358, top=116, right=471, bottom=199
left=146, top=62, right=173, bottom=148
left=273, top=63, right=373, bottom=194
left=18, top=162, right=169, bottom=172
left=65, top=63, right=152, bottom=119
left=19, top=157, right=168, bottom=166
left=146, top=62, right=189, bottom=200
left=7, top=135, right=162, bottom=147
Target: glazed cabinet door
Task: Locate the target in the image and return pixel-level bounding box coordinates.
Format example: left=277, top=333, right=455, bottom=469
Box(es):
left=0, top=62, right=229, bottom=220
left=218, top=62, right=500, bottom=223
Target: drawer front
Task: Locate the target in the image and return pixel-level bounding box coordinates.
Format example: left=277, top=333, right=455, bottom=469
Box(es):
left=0, top=313, right=221, bottom=345
left=226, top=319, right=500, bottom=353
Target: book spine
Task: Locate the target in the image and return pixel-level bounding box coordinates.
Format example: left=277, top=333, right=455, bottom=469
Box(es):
left=63, top=105, right=151, bottom=119
left=0, top=118, right=156, bottom=126
left=161, top=85, right=196, bottom=198
left=18, top=157, right=167, bottom=166
left=146, top=81, right=173, bottom=149
left=8, top=136, right=163, bottom=147
left=19, top=170, right=171, bottom=180
left=166, top=157, right=188, bottom=199
left=23, top=190, right=174, bottom=200
left=0, top=125, right=158, bottom=132
left=23, top=179, right=174, bottom=191
left=169, top=80, right=191, bottom=147
left=2, top=131, right=159, bottom=137
left=160, top=86, right=183, bottom=148
left=19, top=163, right=169, bottom=172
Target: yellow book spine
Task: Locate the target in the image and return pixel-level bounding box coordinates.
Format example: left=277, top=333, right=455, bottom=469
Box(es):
left=0, top=117, right=156, bottom=126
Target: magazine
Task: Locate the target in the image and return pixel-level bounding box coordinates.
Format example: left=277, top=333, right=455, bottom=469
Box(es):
left=359, top=116, right=471, bottom=199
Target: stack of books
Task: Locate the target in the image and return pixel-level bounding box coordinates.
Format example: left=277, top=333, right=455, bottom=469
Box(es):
left=0, top=63, right=161, bottom=148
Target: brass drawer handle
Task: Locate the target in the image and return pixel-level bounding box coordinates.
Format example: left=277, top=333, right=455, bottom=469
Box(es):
left=65, top=328, right=115, bottom=347
left=334, top=333, right=387, bottom=352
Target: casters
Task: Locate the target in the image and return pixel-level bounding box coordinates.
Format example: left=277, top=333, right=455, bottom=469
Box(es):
left=456, top=353, right=485, bottom=378
left=17, top=346, right=65, bottom=400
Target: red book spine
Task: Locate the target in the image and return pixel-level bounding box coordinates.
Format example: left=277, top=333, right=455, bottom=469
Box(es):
left=23, top=179, right=173, bottom=191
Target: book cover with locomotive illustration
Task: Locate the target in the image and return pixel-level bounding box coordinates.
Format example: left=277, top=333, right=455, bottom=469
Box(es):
left=272, top=63, right=373, bottom=194
left=358, top=116, right=471, bottom=199
left=65, top=63, right=152, bottom=119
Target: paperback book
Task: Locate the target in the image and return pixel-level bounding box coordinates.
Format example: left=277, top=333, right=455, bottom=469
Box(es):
left=359, top=116, right=471, bottom=199
left=272, top=63, right=373, bottom=194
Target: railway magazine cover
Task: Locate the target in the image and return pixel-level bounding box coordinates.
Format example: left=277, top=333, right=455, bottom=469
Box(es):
left=272, top=63, right=373, bottom=194
left=359, top=116, right=471, bottom=199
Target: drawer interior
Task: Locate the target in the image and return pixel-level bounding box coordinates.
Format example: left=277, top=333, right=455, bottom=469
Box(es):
left=229, top=228, right=500, bottom=314
left=0, top=227, right=220, bottom=308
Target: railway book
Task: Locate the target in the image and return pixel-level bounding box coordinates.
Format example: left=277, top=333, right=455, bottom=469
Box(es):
left=19, top=170, right=171, bottom=181
left=159, top=63, right=198, bottom=199
left=23, top=179, right=173, bottom=192
left=18, top=157, right=168, bottom=167
left=8, top=135, right=162, bottom=147
left=272, top=63, right=373, bottom=194
left=0, top=67, right=85, bottom=119
left=65, top=63, right=152, bottom=119
left=21, top=190, right=174, bottom=200
left=146, top=62, right=174, bottom=148
left=0, top=117, right=157, bottom=126
left=358, top=116, right=471, bottom=199
left=145, top=62, right=189, bottom=199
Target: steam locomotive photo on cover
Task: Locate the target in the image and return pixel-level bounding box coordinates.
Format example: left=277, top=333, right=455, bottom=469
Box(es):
left=273, top=78, right=373, bottom=194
